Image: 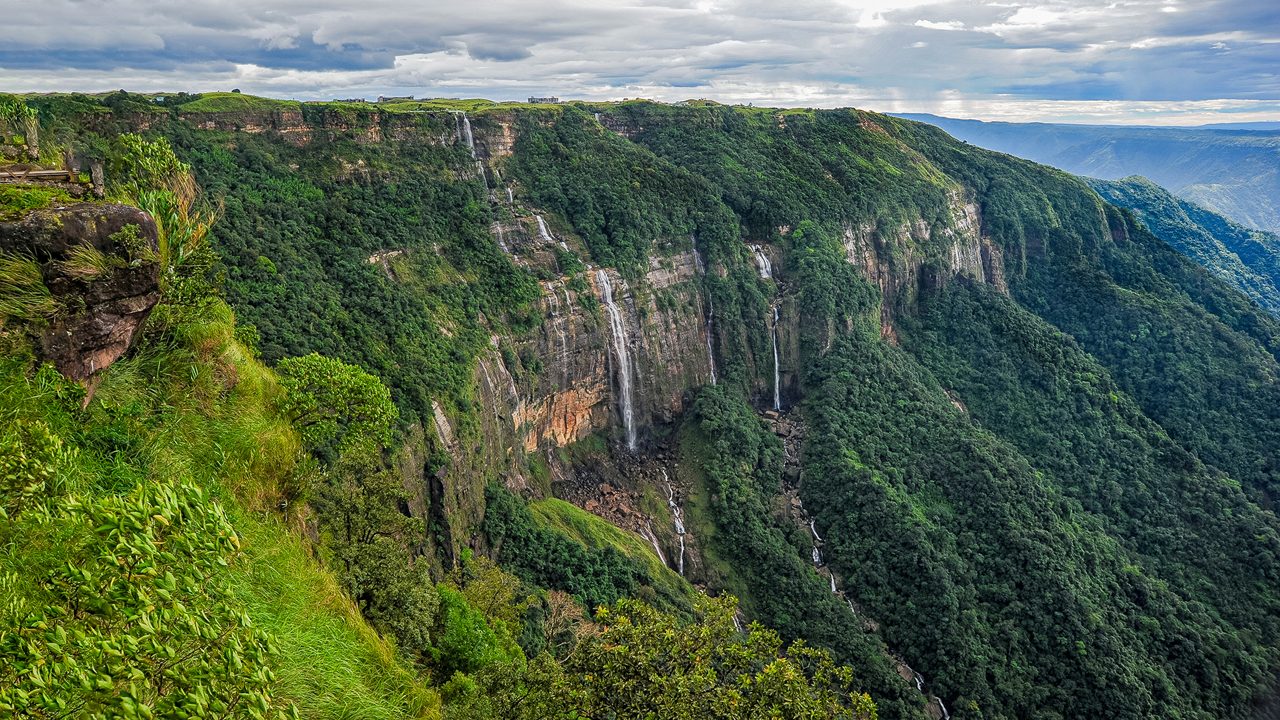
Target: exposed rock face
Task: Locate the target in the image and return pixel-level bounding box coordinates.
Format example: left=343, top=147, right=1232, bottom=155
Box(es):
left=0, top=203, right=160, bottom=387
left=176, top=109, right=433, bottom=147
left=841, top=188, right=1007, bottom=338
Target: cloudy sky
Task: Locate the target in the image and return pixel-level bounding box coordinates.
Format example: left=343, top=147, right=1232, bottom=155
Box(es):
left=3, top=0, right=1278, bottom=124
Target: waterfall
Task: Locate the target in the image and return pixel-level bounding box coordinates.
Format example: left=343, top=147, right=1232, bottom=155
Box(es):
left=477, top=361, right=504, bottom=424
left=492, top=222, right=510, bottom=254
left=704, top=297, right=718, bottom=386
left=771, top=303, right=781, bottom=411
left=935, top=697, right=950, bottom=720
left=537, top=214, right=569, bottom=250
left=594, top=112, right=601, bottom=123
left=597, top=270, right=637, bottom=450
left=641, top=522, right=667, bottom=566
left=732, top=614, right=744, bottom=633
left=456, top=111, right=488, bottom=188
left=751, top=245, right=773, bottom=279
left=913, top=672, right=925, bottom=693
left=459, top=112, right=476, bottom=157
left=545, top=282, right=569, bottom=384
left=506, top=187, right=514, bottom=205
left=830, top=575, right=837, bottom=593
left=809, top=519, right=822, bottom=542
left=662, top=469, right=686, bottom=575
left=812, top=546, right=822, bottom=565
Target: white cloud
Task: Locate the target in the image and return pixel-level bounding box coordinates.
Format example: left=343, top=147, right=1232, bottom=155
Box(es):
left=0, top=0, right=1275, bottom=124
left=915, top=19, right=966, bottom=31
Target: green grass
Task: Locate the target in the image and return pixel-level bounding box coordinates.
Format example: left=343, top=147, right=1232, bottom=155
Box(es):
left=529, top=497, right=694, bottom=607
left=377, top=98, right=566, bottom=115
left=231, top=515, right=441, bottom=720
left=0, top=184, right=74, bottom=221
left=177, top=92, right=303, bottom=113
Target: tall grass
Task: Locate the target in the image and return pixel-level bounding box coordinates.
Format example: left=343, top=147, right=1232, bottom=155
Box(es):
left=0, top=251, right=57, bottom=321
left=0, top=298, right=439, bottom=719
left=230, top=516, right=441, bottom=720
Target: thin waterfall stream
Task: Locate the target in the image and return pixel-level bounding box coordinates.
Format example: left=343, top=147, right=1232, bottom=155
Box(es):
left=694, top=246, right=717, bottom=385
left=662, top=468, right=686, bottom=575
left=597, top=270, right=637, bottom=450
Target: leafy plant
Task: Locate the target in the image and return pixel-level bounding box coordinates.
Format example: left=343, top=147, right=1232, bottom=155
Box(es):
left=0, top=480, right=291, bottom=719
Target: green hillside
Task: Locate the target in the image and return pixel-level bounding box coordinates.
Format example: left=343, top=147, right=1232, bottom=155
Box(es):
left=900, top=113, right=1280, bottom=234
left=1088, top=175, right=1280, bottom=316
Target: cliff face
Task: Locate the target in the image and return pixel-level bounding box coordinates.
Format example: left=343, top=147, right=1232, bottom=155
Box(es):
left=108, top=104, right=1022, bottom=579
left=840, top=189, right=1008, bottom=338
left=59, top=100, right=1280, bottom=720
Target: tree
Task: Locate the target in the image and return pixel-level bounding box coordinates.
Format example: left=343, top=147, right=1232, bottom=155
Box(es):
left=311, top=446, right=437, bottom=661
left=564, top=596, right=877, bottom=720
left=276, top=353, right=397, bottom=459
left=449, top=595, right=878, bottom=720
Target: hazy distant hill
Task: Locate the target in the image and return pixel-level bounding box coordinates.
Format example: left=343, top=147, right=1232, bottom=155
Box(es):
left=898, top=113, right=1280, bottom=234
left=1087, top=176, right=1280, bottom=316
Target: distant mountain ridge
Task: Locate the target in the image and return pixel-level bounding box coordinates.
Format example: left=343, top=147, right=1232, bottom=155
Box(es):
left=1087, top=175, right=1280, bottom=317
left=897, top=112, right=1280, bottom=234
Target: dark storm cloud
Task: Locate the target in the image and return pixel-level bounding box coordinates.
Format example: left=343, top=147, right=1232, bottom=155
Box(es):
left=1, top=0, right=1277, bottom=123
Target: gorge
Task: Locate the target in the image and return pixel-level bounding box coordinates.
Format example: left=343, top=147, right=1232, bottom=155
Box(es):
left=3, top=91, right=1280, bottom=720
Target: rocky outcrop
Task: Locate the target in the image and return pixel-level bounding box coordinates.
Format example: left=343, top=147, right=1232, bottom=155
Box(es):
left=0, top=203, right=160, bottom=390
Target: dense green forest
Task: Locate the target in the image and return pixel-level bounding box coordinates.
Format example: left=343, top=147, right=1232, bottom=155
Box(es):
left=1088, top=175, right=1280, bottom=316
left=4, top=91, right=1280, bottom=719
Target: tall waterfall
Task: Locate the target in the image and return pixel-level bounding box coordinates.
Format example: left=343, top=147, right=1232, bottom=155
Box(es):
left=537, top=215, right=570, bottom=251
left=456, top=111, right=488, bottom=188
left=704, top=296, right=718, bottom=386
left=751, top=245, right=773, bottom=279
left=771, top=303, right=781, bottom=411
left=545, top=282, right=569, bottom=383
left=662, top=469, right=686, bottom=575
left=459, top=112, right=476, bottom=157
left=597, top=270, right=637, bottom=450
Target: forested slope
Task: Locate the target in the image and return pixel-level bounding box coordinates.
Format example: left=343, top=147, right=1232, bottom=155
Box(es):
left=898, top=112, right=1280, bottom=234
left=1088, top=175, right=1280, bottom=317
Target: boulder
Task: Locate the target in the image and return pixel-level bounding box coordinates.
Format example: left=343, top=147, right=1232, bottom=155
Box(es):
left=0, top=203, right=160, bottom=388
